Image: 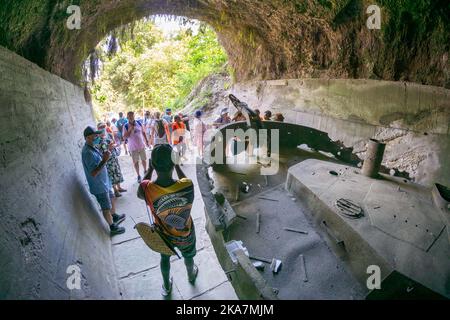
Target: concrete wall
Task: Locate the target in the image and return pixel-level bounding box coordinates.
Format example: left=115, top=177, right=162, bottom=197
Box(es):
left=0, top=46, right=120, bottom=299
left=230, top=79, right=450, bottom=187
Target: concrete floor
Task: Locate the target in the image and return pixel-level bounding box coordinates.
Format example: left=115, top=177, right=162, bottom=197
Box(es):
left=110, top=148, right=238, bottom=300
left=287, top=159, right=450, bottom=297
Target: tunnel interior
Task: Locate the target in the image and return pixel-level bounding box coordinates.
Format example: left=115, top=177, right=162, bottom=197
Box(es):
left=0, top=0, right=449, bottom=299
left=1, top=0, right=449, bottom=87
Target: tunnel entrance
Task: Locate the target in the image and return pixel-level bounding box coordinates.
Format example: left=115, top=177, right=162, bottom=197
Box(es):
left=84, top=16, right=228, bottom=119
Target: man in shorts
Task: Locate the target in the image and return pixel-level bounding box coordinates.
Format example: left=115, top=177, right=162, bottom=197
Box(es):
left=137, top=144, right=198, bottom=296
left=123, top=111, right=149, bottom=183
left=81, top=126, right=126, bottom=236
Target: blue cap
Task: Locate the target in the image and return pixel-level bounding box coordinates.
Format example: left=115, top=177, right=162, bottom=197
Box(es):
left=83, top=126, right=102, bottom=138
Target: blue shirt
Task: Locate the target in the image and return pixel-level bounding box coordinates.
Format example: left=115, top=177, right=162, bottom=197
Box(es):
left=82, top=143, right=111, bottom=195
left=116, top=117, right=128, bottom=137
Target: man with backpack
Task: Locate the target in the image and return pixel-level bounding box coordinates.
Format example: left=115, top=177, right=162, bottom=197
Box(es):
left=116, top=112, right=129, bottom=155
left=123, top=111, right=149, bottom=183
left=162, top=108, right=174, bottom=143
left=152, top=111, right=171, bottom=146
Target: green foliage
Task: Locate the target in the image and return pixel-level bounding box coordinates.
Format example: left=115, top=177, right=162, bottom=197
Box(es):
left=91, top=19, right=228, bottom=117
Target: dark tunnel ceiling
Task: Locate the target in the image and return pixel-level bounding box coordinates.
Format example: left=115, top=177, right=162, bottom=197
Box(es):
left=0, top=0, right=449, bottom=87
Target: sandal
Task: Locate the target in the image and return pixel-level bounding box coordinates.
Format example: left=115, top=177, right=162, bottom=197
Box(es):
left=114, top=191, right=122, bottom=198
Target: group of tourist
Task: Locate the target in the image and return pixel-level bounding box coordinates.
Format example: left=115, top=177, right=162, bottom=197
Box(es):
left=213, top=107, right=285, bottom=126
left=81, top=118, right=199, bottom=296
left=80, top=106, right=283, bottom=295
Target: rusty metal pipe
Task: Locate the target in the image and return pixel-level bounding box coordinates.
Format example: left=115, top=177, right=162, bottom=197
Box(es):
left=362, top=139, right=386, bottom=178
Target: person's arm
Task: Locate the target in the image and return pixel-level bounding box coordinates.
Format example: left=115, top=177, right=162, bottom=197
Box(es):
left=137, top=183, right=145, bottom=200
left=137, top=163, right=154, bottom=200
left=123, top=123, right=133, bottom=139
left=142, top=126, right=149, bottom=146
left=164, top=123, right=171, bottom=143
left=90, top=151, right=110, bottom=177
left=174, top=164, right=186, bottom=179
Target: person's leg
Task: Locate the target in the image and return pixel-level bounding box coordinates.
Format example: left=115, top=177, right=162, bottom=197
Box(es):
left=133, top=161, right=140, bottom=176
left=140, top=149, right=147, bottom=172
left=102, top=209, right=113, bottom=225
left=123, top=140, right=128, bottom=155
left=109, top=190, right=126, bottom=224
left=110, top=193, right=116, bottom=215
left=95, top=192, right=125, bottom=235
left=179, top=231, right=198, bottom=283
left=113, top=184, right=121, bottom=197
left=160, top=254, right=171, bottom=290
left=131, top=151, right=140, bottom=177
left=181, top=142, right=187, bottom=158
left=117, top=183, right=126, bottom=192
left=184, top=256, right=195, bottom=277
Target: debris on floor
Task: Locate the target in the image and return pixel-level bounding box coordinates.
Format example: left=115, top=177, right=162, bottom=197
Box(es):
left=283, top=227, right=308, bottom=235
left=249, top=255, right=272, bottom=263
left=257, top=196, right=278, bottom=202
left=300, top=254, right=308, bottom=282
left=256, top=213, right=261, bottom=233
left=252, top=261, right=265, bottom=270
left=241, top=182, right=250, bottom=193
left=270, top=258, right=282, bottom=274
left=225, top=240, right=249, bottom=263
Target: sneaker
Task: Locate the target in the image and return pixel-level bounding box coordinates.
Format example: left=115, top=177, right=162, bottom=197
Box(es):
left=112, top=213, right=126, bottom=224
left=161, top=277, right=173, bottom=297
left=114, top=191, right=122, bottom=198
left=188, top=264, right=199, bottom=284
left=110, top=224, right=125, bottom=236
left=137, top=175, right=142, bottom=183
left=118, top=188, right=127, bottom=193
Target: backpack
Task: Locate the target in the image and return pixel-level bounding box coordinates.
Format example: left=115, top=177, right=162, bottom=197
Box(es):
left=155, top=120, right=166, bottom=138
left=124, top=120, right=142, bottom=132
left=116, top=118, right=126, bottom=133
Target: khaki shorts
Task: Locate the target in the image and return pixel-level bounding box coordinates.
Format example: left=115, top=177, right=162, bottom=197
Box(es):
left=130, top=149, right=147, bottom=163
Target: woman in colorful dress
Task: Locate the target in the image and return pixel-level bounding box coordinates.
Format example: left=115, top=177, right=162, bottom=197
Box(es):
left=96, top=122, right=127, bottom=197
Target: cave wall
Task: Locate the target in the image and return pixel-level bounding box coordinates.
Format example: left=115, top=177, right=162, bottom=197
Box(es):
left=0, top=0, right=449, bottom=87
left=0, top=46, right=120, bottom=299
left=229, top=79, right=450, bottom=187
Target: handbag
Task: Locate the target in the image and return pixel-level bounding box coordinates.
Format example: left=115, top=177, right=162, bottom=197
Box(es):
left=136, top=182, right=180, bottom=258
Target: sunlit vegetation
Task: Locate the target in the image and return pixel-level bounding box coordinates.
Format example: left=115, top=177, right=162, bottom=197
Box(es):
left=88, top=18, right=228, bottom=118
